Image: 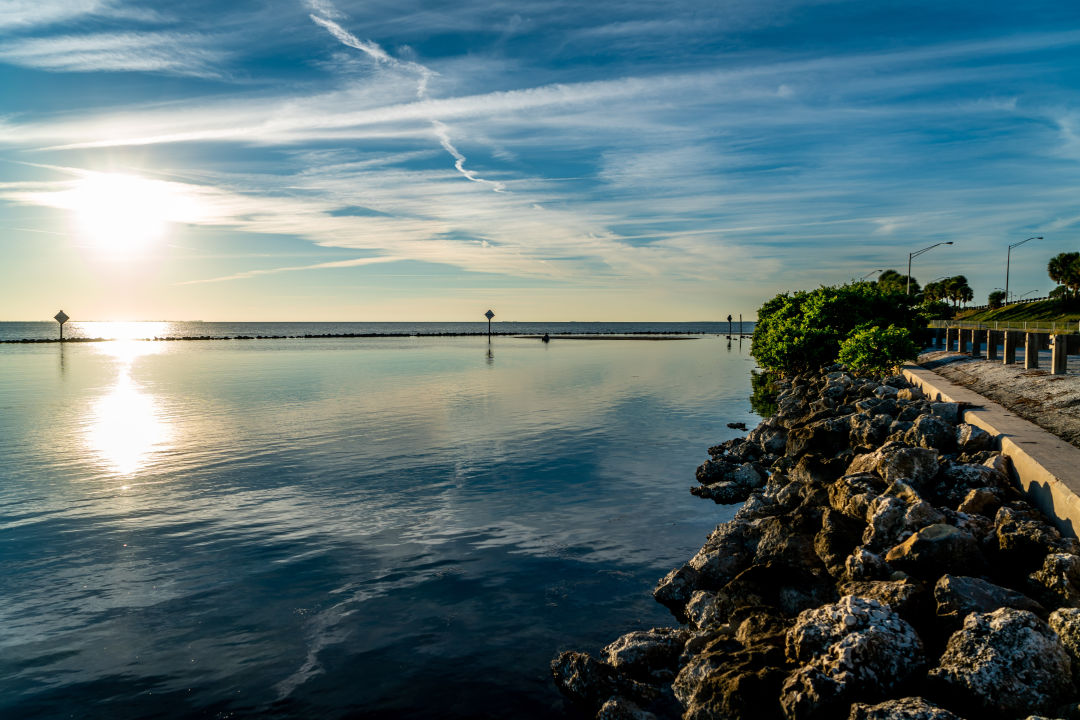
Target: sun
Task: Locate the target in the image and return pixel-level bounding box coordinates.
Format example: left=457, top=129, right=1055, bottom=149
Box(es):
left=69, top=173, right=175, bottom=255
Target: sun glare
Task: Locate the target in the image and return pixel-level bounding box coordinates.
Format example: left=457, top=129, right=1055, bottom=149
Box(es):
left=68, top=173, right=183, bottom=256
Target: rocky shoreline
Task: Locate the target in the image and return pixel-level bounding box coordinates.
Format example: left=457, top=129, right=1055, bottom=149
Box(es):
left=552, top=366, right=1080, bottom=720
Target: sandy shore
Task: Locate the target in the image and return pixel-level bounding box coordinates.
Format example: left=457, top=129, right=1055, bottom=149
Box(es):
left=918, top=350, right=1080, bottom=448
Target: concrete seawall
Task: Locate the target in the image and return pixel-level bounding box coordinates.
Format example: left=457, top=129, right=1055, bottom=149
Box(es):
left=903, top=363, right=1080, bottom=538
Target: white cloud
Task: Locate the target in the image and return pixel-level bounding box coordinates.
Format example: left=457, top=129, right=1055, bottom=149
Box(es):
left=0, top=32, right=228, bottom=77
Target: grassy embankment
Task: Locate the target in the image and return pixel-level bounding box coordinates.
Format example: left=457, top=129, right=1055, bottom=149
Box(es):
left=955, top=298, right=1080, bottom=323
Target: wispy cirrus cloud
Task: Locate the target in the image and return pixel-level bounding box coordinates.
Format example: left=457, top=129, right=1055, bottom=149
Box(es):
left=177, top=256, right=404, bottom=285
left=0, top=32, right=228, bottom=77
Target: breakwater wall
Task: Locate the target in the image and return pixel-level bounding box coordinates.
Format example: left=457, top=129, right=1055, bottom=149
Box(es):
left=552, top=366, right=1080, bottom=720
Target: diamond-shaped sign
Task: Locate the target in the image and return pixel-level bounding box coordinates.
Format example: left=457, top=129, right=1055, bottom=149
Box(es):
left=54, top=310, right=69, bottom=324
left=484, top=309, right=494, bottom=320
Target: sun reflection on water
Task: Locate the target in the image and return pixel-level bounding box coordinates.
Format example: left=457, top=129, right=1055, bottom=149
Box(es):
left=85, top=340, right=171, bottom=476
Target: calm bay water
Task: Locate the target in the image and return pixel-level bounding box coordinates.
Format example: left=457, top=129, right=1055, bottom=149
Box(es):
left=0, top=330, right=758, bottom=719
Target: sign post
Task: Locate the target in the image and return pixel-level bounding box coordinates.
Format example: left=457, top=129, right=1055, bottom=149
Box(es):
left=54, top=310, right=69, bottom=341
left=484, top=309, right=494, bottom=341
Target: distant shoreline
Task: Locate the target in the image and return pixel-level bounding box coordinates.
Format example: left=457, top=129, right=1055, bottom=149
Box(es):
left=0, top=331, right=725, bottom=344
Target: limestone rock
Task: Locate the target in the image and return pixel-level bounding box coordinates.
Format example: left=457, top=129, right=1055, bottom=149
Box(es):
left=927, top=608, right=1074, bottom=718
left=955, top=423, right=994, bottom=454
left=787, top=415, right=855, bottom=458
left=815, top=507, right=866, bottom=576
left=780, top=596, right=925, bottom=720
left=904, top=414, right=955, bottom=452
left=842, top=546, right=891, bottom=582
left=956, top=488, right=1002, bottom=518
left=1050, top=607, right=1080, bottom=686
left=673, top=642, right=789, bottom=720
left=934, top=574, right=1044, bottom=628
left=551, top=651, right=658, bottom=712
left=848, top=697, right=960, bottom=720
left=603, top=627, right=690, bottom=683
left=685, top=591, right=724, bottom=629
left=928, top=402, right=961, bottom=424
left=829, top=473, right=888, bottom=520
left=696, top=458, right=737, bottom=485
left=850, top=412, right=894, bottom=448
left=837, top=579, right=928, bottom=621
left=597, top=696, right=659, bottom=720
left=846, top=442, right=940, bottom=488
left=895, top=385, right=925, bottom=401
left=996, top=505, right=1077, bottom=576
left=884, top=524, right=986, bottom=579
left=932, top=463, right=1010, bottom=507
left=1029, top=553, right=1080, bottom=608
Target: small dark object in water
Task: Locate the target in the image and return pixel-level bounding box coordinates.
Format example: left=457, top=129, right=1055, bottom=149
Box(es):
left=542, top=333, right=550, bottom=343
left=727, top=422, right=747, bottom=430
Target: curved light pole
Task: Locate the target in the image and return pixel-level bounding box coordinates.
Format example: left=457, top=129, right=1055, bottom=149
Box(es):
left=1005, top=236, right=1042, bottom=303
left=1020, top=289, right=1040, bottom=301
left=907, top=242, right=953, bottom=294
left=857, top=269, right=883, bottom=282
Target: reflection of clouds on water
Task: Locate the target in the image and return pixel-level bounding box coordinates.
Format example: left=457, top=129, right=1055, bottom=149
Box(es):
left=85, top=340, right=171, bottom=476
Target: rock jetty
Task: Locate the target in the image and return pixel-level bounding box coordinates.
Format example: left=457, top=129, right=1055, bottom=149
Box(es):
left=552, top=366, right=1080, bottom=720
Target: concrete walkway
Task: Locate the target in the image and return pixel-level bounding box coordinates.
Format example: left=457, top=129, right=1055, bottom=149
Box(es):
left=903, top=363, right=1080, bottom=538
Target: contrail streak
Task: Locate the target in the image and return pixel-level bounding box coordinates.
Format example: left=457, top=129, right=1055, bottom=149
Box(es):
left=305, top=2, right=503, bottom=191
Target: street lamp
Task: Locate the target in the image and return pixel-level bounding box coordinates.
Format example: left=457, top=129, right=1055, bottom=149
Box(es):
left=1020, top=289, right=1040, bottom=301
left=907, top=242, right=954, bottom=294
left=1005, top=236, right=1042, bottom=303
left=859, top=269, right=883, bottom=281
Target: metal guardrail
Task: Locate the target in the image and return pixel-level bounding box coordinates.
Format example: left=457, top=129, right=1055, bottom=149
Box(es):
left=928, top=319, right=1080, bottom=334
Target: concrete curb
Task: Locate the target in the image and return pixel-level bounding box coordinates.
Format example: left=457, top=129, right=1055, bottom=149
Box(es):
left=902, top=363, right=1080, bottom=538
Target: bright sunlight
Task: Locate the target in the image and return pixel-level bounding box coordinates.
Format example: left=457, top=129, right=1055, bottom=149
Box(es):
left=67, top=173, right=195, bottom=256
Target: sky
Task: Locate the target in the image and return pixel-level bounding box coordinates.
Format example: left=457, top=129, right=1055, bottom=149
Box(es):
left=1, top=0, right=1079, bottom=321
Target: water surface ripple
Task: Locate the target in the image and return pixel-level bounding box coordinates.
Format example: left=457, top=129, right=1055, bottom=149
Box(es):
left=0, top=333, right=757, bottom=718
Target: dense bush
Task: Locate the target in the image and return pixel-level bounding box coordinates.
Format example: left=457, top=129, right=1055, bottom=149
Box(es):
left=751, top=282, right=921, bottom=374
left=837, top=324, right=919, bottom=375
left=988, top=290, right=1006, bottom=309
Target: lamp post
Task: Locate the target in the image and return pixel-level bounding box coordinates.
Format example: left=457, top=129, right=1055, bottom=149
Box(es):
left=907, top=242, right=953, bottom=294
left=1020, top=289, right=1040, bottom=301
left=858, top=269, right=883, bottom=281
left=1005, top=236, right=1042, bottom=303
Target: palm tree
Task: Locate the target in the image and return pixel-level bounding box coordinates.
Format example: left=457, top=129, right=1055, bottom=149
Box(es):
left=1048, top=252, right=1080, bottom=300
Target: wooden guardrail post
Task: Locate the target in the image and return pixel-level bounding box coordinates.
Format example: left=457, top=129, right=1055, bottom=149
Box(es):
left=986, top=330, right=998, bottom=360
left=1052, top=335, right=1068, bottom=375
left=1003, top=331, right=1017, bottom=365
left=1025, top=332, right=1040, bottom=369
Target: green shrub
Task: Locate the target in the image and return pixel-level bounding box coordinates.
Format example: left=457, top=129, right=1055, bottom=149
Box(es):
left=837, top=324, right=919, bottom=375
left=751, top=282, right=921, bottom=374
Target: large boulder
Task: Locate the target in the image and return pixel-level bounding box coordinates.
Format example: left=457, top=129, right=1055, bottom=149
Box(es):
left=787, top=415, right=855, bottom=458
left=847, top=442, right=940, bottom=488
left=829, top=473, right=888, bottom=520
left=1049, top=608, right=1080, bottom=686
left=995, top=505, right=1079, bottom=577
left=930, top=463, right=1011, bottom=507
left=1029, top=552, right=1080, bottom=608
left=904, top=414, right=955, bottom=452
left=884, top=524, right=987, bottom=579
left=551, top=651, right=658, bottom=713
left=603, top=628, right=690, bottom=683
left=955, top=423, right=994, bottom=454
left=934, top=574, right=1044, bottom=629
left=716, top=561, right=836, bottom=622
left=848, top=697, right=960, bottom=720
left=815, top=507, right=866, bottom=576
left=927, top=608, right=1074, bottom=718
left=837, top=579, right=929, bottom=623
left=850, top=413, right=894, bottom=448
left=597, top=696, right=659, bottom=720
left=780, top=596, right=925, bottom=720
left=673, top=641, right=789, bottom=720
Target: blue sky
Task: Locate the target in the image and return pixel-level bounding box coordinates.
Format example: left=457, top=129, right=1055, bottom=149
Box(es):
left=1, top=0, right=1079, bottom=320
